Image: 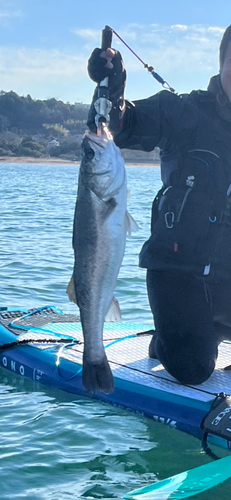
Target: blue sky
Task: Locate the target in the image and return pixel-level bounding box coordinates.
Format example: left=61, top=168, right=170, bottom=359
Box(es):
left=0, top=0, right=229, bottom=104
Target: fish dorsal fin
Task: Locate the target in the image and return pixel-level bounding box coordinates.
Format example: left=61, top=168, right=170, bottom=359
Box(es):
left=66, top=274, right=77, bottom=304
left=105, top=296, right=122, bottom=322
left=125, top=211, right=139, bottom=237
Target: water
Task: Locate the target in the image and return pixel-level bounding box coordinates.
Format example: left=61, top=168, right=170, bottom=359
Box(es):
left=0, top=163, right=155, bottom=321
left=0, top=163, right=230, bottom=500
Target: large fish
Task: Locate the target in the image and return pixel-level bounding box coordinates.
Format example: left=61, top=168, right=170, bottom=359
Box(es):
left=67, top=125, right=137, bottom=394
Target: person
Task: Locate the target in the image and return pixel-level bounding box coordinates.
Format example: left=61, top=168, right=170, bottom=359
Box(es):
left=87, top=25, right=231, bottom=386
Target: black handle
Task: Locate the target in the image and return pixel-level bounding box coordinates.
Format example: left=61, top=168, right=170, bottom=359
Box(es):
left=96, top=26, right=113, bottom=126
left=101, top=25, right=113, bottom=50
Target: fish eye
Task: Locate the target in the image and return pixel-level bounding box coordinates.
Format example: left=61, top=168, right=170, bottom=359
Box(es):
left=85, top=148, right=95, bottom=160
left=82, top=138, right=95, bottom=160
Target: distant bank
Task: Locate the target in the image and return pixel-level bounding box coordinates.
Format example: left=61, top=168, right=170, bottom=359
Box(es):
left=0, top=156, right=160, bottom=167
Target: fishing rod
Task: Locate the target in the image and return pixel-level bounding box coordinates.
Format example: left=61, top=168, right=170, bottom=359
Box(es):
left=94, top=26, right=113, bottom=131
left=105, top=25, right=176, bottom=93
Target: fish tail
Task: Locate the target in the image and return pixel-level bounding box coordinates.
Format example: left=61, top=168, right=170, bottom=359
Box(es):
left=83, top=353, right=114, bottom=394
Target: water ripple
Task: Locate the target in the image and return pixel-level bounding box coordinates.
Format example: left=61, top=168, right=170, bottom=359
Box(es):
left=0, top=164, right=220, bottom=500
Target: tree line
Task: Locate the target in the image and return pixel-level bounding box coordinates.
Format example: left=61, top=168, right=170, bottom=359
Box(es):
left=0, top=90, right=89, bottom=160
left=0, top=90, right=159, bottom=162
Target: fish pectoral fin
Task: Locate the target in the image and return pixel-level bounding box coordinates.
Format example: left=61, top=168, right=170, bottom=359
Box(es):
left=125, top=211, right=139, bottom=237
left=66, top=274, right=77, bottom=304
left=105, top=296, right=122, bottom=322
left=101, top=197, right=117, bottom=220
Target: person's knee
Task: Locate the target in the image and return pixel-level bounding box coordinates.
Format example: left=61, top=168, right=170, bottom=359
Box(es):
left=166, top=357, right=216, bottom=385
left=155, top=340, right=217, bottom=385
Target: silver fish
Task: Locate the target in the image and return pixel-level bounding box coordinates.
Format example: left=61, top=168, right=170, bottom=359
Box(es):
left=67, top=126, right=137, bottom=394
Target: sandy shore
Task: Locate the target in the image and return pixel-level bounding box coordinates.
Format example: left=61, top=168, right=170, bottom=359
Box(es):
left=0, top=156, right=77, bottom=165
left=0, top=156, right=160, bottom=167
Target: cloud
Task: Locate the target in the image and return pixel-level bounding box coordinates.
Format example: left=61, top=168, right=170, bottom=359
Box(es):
left=208, top=26, right=225, bottom=35
left=171, top=25, right=189, bottom=31
left=0, top=46, right=90, bottom=101
left=0, top=1, right=23, bottom=26
left=0, top=47, right=86, bottom=79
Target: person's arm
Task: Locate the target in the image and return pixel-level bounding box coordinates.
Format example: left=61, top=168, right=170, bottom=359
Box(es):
left=114, top=90, right=187, bottom=153
left=87, top=47, right=192, bottom=153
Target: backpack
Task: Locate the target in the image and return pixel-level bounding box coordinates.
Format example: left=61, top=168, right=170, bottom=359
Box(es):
left=140, top=149, right=227, bottom=275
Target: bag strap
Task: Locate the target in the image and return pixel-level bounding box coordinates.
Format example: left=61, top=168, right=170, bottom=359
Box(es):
left=200, top=392, right=231, bottom=458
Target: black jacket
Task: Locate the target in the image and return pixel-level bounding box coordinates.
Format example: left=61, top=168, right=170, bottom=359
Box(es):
left=114, top=75, right=231, bottom=277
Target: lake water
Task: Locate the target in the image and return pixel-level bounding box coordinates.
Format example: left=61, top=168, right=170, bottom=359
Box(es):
left=0, top=163, right=230, bottom=500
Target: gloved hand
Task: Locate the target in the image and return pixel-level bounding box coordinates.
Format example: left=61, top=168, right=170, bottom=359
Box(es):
left=87, top=48, right=126, bottom=135
left=88, top=47, right=126, bottom=87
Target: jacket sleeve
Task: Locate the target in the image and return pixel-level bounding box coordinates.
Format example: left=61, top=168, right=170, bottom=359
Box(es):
left=114, top=90, right=196, bottom=153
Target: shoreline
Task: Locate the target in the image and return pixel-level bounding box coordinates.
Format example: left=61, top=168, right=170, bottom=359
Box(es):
left=0, top=156, right=160, bottom=167
left=0, top=156, right=78, bottom=165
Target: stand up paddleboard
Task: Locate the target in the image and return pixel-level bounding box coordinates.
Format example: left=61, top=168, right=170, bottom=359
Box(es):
left=0, top=305, right=231, bottom=451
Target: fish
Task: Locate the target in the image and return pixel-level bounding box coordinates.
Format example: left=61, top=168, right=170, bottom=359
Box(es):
left=67, top=125, right=137, bottom=394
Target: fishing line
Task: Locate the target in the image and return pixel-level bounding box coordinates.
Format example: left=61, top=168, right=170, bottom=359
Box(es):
left=107, top=25, right=176, bottom=93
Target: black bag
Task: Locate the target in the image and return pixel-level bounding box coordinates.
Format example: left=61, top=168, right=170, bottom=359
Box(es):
left=201, top=393, right=231, bottom=445
left=139, top=151, right=227, bottom=275
left=210, top=196, right=231, bottom=279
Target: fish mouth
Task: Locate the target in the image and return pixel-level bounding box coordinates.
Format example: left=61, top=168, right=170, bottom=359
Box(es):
left=85, top=129, right=110, bottom=148
left=81, top=129, right=109, bottom=160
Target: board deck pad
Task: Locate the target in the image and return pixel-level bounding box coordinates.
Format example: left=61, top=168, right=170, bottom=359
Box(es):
left=1, top=306, right=231, bottom=405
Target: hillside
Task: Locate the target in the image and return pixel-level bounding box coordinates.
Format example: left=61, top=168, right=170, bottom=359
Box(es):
left=0, top=90, right=159, bottom=163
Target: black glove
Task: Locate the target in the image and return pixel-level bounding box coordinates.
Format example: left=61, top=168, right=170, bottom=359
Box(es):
left=87, top=48, right=126, bottom=135
left=88, top=48, right=126, bottom=86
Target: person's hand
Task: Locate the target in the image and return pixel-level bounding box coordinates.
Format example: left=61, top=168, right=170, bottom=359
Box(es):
left=88, top=48, right=126, bottom=88
left=87, top=47, right=126, bottom=135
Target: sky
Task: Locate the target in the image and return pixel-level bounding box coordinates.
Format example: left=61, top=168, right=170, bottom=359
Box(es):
left=0, top=0, right=230, bottom=104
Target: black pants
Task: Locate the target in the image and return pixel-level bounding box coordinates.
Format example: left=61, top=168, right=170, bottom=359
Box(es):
left=146, top=270, right=231, bottom=385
